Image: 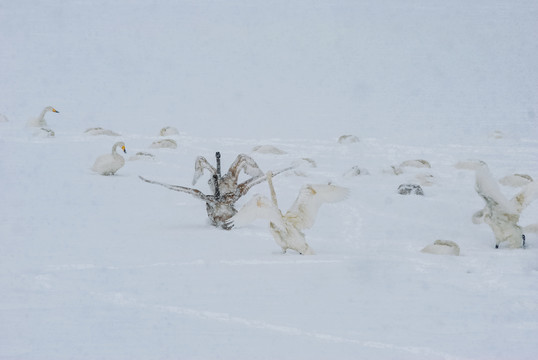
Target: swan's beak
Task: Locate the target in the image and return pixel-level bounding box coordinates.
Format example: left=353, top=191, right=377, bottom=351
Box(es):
left=122, top=146, right=126, bottom=153
left=52, top=108, right=59, bottom=113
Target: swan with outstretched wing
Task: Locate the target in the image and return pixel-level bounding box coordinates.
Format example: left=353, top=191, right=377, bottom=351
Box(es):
left=232, top=171, right=349, bottom=254
left=141, top=152, right=294, bottom=229
left=473, top=164, right=538, bottom=248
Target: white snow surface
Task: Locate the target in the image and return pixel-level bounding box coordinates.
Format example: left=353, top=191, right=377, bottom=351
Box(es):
left=1, top=1, right=538, bottom=359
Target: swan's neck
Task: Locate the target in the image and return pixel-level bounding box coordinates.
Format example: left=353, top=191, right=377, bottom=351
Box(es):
left=112, top=143, right=123, bottom=154
left=38, top=107, right=50, bottom=121
left=266, top=171, right=278, bottom=208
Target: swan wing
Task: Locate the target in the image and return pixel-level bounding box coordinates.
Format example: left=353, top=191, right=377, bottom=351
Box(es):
left=192, top=156, right=216, bottom=185
left=510, top=181, right=538, bottom=214
left=92, top=153, right=124, bottom=174
left=238, top=165, right=297, bottom=197
left=227, top=154, right=264, bottom=179
left=139, top=176, right=211, bottom=202
left=232, top=194, right=284, bottom=229
left=285, top=184, right=349, bottom=229
left=475, top=166, right=517, bottom=215
left=91, top=154, right=110, bottom=172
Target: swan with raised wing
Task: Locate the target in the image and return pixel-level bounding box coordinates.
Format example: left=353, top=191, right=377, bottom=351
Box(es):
left=231, top=171, right=349, bottom=254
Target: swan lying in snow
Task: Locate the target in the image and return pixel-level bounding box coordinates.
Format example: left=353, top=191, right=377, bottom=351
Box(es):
left=252, top=145, right=287, bottom=154
left=27, top=106, right=59, bottom=127
left=390, top=159, right=431, bottom=175
left=338, top=135, right=359, bottom=144
left=343, top=165, right=369, bottom=177
left=160, top=126, right=179, bottom=136
left=91, top=141, right=126, bottom=175
left=150, top=138, right=177, bottom=149
left=454, top=159, right=486, bottom=170
left=84, top=127, right=121, bottom=136
left=400, top=159, right=431, bottom=169
left=231, top=171, right=349, bottom=254
left=129, top=152, right=155, bottom=161
left=421, top=240, right=460, bottom=256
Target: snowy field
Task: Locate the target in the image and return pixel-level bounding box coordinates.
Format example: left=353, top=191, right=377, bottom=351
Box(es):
left=1, top=1, right=538, bottom=359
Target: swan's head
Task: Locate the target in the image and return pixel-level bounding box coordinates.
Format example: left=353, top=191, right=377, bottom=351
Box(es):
left=44, top=106, right=59, bottom=114
left=114, top=141, right=127, bottom=153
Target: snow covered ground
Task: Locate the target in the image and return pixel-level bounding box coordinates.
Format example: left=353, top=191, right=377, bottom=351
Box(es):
left=1, top=1, right=538, bottom=359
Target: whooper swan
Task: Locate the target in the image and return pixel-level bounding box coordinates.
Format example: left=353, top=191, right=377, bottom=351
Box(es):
left=84, top=127, right=121, bottom=136
left=91, top=141, right=127, bottom=176
left=473, top=163, right=538, bottom=248
left=232, top=171, right=349, bottom=254
left=27, top=106, right=59, bottom=127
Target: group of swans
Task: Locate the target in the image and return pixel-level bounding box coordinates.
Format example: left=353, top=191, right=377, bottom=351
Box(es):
left=139, top=152, right=349, bottom=252
left=19, top=106, right=351, bottom=253
left=90, top=127, right=181, bottom=174
left=26, top=106, right=127, bottom=175
left=24, top=107, right=182, bottom=176
left=91, top=127, right=181, bottom=174
left=23, top=106, right=536, bottom=253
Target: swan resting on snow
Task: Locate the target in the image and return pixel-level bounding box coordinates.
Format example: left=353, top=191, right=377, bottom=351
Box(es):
left=84, top=127, right=121, bottom=136
left=150, top=138, right=177, bottom=149
left=231, top=171, right=349, bottom=254
left=27, top=106, right=59, bottom=127
left=160, top=126, right=179, bottom=136
left=421, top=240, right=460, bottom=256
left=251, top=145, right=287, bottom=154
left=91, top=141, right=126, bottom=176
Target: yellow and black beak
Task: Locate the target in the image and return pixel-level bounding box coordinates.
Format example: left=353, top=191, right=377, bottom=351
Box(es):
left=52, top=108, right=60, bottom=113
left=122, top=145, right=126, bottom=153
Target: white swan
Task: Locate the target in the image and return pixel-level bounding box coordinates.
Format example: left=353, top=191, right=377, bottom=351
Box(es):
left=252, top=145, right=287, bottom=154
left=421, top=240, right=460, bottom=256
left=338, top=135, right=360, bottom=144
left=27, top=106, right=59, bottom=127
left=232, top=171, right=349, bottom=255
left=160, top=126, right=179, bottom=136
left=91, top=141, right=126, bottom=176
left=84, top=127, right=121, bottom=136
left=473, top=163, right=538, bottom=248
left=150, top=138, right=177, bottom=149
